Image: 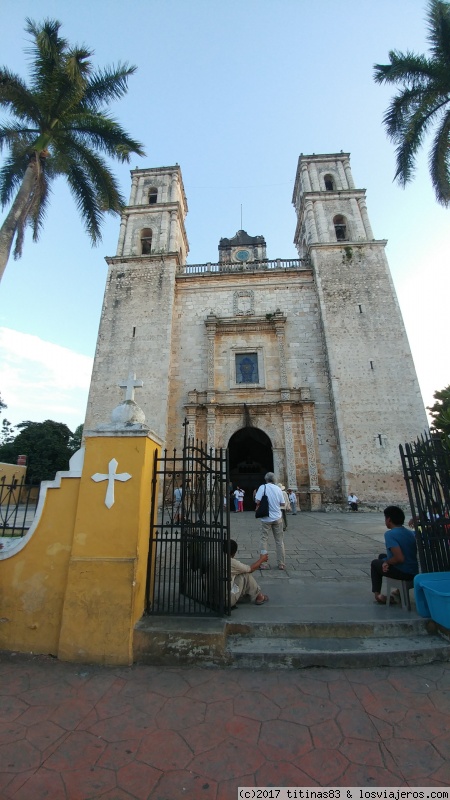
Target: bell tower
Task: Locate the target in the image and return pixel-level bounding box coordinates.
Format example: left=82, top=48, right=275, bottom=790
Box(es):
left=292, top=153, right=427, bottom=501
left=84, top=165, right=188, bottom=440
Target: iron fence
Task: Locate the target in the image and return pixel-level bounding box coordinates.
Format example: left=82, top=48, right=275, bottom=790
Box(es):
left=0, top=475, right=39, bottom=538
left=400, top=433, right=450, bottom=572
left=146, top=430, right=230, bottom=616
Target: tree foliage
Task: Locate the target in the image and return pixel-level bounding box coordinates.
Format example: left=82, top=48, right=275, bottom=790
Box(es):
left=374, top=0, right=450, bottom=205
left=428, top=385, right=450, bottom=443
left=0, top=419, right=75, bottom=482
left=0, top=18, right=145, bottom=282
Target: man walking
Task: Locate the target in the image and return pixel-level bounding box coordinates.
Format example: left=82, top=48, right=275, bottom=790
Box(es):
left=254, top=472, right=286, bottom=570
left=288, top=488, right=297, bottom=515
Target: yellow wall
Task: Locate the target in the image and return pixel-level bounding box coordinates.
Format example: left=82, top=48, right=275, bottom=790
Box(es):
left=0, top=432, right=160, bottom=665
left=0, top=462, right=27, bottom=505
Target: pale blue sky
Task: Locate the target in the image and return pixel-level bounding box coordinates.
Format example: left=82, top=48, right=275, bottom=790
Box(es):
left=0, top=0, right=449, bottom=431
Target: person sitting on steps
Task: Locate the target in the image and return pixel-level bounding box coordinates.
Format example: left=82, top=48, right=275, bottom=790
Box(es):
left=224, top=539, right=269, bottom=607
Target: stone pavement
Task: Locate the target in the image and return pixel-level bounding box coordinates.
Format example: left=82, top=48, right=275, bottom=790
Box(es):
left=1, top=651, right=450, bottom=798
left=1, top=510, right=450, bottom=797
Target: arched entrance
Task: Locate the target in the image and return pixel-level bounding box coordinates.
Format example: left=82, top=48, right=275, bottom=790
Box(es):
left=228, top=428, right=273, bottom=511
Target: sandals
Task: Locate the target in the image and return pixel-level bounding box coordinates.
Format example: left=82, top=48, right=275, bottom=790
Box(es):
left=278, top=564, right=285, bottom=570
left=255, top=594, right=269, bottom=605
left=374, top=594, right=396, bottom=605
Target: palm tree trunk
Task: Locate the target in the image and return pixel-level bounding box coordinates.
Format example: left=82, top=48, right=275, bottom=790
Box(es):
left=0, top=162, right=37, bottom=285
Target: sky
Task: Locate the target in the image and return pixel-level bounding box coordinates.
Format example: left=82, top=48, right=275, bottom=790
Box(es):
left=0, top=0, right=449, bottom=434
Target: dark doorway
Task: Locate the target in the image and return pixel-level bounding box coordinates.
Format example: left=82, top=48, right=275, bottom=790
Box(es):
left=228, top=427, right=273, bottom=511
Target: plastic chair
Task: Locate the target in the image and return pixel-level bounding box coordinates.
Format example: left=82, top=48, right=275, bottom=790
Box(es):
left=385, top=577, right=414, bottom=611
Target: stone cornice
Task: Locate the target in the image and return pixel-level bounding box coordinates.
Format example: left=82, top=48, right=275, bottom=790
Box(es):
left=204, top=313, right=286, bottom=335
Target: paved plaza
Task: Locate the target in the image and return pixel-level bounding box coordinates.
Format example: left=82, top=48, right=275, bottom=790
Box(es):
left=2, top=509, right=450, bottom=797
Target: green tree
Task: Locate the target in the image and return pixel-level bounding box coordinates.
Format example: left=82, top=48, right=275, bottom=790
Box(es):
left=0, top=18, right=145, bottom=282
left=0, top=392, right=15, bottom=445
left=69, top=423, right=83, bottom=454
left=0, top=419, right=74, bottom=482
left=374, top=0, right=450, bottom=205
left=428, top=385, right=450, bottom=443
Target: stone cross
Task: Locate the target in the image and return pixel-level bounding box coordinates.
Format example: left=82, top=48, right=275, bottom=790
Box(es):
left=119, top=372, right=143, bottom=402
left=91, top=458, right=132, bottom=508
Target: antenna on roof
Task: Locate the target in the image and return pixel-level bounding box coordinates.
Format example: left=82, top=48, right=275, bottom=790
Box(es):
left=240, top=204, right=243, bottom=230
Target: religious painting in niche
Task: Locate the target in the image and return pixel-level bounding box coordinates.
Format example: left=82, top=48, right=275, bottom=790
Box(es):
left=236, top=353, right=259, bottom=384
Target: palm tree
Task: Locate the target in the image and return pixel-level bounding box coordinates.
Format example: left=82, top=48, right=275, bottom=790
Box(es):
left=0, top=18, right=145, bottom=283
left=374, top=0, right=450, bottom=206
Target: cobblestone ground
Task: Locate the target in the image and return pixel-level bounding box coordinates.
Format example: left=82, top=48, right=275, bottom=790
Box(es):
left=1, top=653, right=450, bottom=798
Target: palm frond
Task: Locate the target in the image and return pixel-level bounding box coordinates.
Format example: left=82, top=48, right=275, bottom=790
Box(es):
left=53, top=135, right=125, bottom=213
left=427, top=0, right=450, bottom=67
left=66, top=111, right=145, bottom=160
left=429, top=107, right=450, bottom=204
left=0, top=124, right=39, bottom=154
left=82, top=64, right=138, bottom=109
left=0, top=149, right=36, bottom=207
left=25, top=18, right=67, bottom=93
left=65, top=162, right=104, bottom=244
left=374, top=51, right=435, bottom=85
left=0, top=68, right=41, bottom=124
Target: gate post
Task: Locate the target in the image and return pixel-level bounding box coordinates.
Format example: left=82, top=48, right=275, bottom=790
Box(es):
left=58, top=425, right=162, bottom=665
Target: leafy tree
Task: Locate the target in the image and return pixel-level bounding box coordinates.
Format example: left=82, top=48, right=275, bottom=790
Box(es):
left=69, top=423, right=83, bottom=454
left=374, top=0, right=450, bottom=205
left=0, top=419, right=74, bottom=482
left=0, top=18, right=145, bottom=282
left=428, top=385, right=450, bottom=442
left=0, top=392, right=15, bottom=445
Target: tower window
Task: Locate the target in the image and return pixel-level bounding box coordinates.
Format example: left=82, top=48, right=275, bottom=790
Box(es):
left=334, top=215, right=348, bottom=241
left=148, top=187, right=158, bottom=204
left=141, top=228, right=153, bottom=254
left=324, top=174, right=335, bottom=191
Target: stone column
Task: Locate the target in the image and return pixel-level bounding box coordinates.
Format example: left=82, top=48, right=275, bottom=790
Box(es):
left=343, top=158, right=355, bottom=189
left=357, top=197, right=374, bottom=239
left=309, top=162, right=320, bottom=191
left=305, top=200, right=318, bottom=243
left=282, top=407, right=298, bottom=490
left=170, top=172, right=178, bottom=202
left=350, top=198, right=366, bottom=239
left=129, top=174, right=139, bottom=205
left=205, top=316, right=217, bottom=391
left=337, top=161, right=347, bottom=189
left=206, top=407, right=216, bottom=451
left=116, top=215, right=127, bottom=256
left=169, top=210, right=178, bottom=252
left=301, top=164, right=312, bottom=192
left=274, top=316, right=289, bottom=396
left=303, top=408, right=321, bottom=508
left=272, top=447, right=284, bottom=483
left=315, top=200, right=328, bottom=242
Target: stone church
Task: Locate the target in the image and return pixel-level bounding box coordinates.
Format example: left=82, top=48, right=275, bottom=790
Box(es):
left=84, top=152, right=428, bottom=509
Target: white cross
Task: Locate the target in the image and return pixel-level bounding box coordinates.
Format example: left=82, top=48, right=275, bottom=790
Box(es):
left=91, top=458, right=132, bottom=508
left=119, top=372, right=143, bottom=402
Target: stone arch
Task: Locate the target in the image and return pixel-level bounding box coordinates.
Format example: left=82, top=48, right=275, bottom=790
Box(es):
left=228, top=427, right=273, bottom=511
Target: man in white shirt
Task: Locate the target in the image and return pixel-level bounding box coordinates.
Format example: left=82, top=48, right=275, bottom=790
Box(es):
left=254, top=472, right=286, bottom=570
left=348, top=492, right=359, bottom=511
left=224, top=539, right=269, bottom=607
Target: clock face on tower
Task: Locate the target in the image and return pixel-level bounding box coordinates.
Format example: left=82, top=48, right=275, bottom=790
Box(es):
left=235, top=249, right=250, bottom=262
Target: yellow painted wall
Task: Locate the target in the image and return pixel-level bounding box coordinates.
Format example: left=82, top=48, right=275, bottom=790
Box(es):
left=0, top=462, right=27, bottom=505
left=0, top=431, right=160, bottom=665
left=0, top=475, right=79, bottom=653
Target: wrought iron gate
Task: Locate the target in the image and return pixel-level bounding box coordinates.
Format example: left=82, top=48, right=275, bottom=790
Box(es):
left=400, top=433, right=450, bottom=573
left=146, top=426, right=231, bottom=615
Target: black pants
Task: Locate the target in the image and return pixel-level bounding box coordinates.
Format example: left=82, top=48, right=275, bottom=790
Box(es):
left=349, top=502, right=358, bottom=511
left=371, top=553, right=415, bottom=594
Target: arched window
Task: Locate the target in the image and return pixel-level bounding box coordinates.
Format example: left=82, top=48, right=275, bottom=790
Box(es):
left=141, top=228, right=153, bottom=254
left=333, top=215, right=348, bottom=241
left=324, top=174, right=335, bottom=191
left=148, top=187, right=158, bottom=204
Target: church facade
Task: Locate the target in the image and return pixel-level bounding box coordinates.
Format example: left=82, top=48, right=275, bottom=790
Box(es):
left=84, top=153, right=428, bottom=508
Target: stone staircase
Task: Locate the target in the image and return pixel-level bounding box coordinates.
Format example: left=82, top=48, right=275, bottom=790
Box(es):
left=134, top=614, right=450, bottom=669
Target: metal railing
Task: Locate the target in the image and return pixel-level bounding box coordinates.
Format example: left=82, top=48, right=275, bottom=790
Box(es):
left=0, top=475, right=39, bottom=538
left=178, top=257, right=307, bottom=276
left=400, top=433, right=450, bottom=573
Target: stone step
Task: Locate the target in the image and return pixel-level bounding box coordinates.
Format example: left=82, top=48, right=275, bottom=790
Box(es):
left=225, top=617, right=434, bottom=639
left=227, top=633, right=450, bottom=669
